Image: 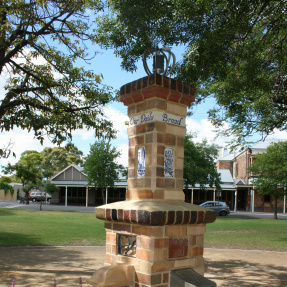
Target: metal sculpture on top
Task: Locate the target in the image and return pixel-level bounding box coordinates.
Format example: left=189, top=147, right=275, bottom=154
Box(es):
left=143, top=47, right=176, bottom=76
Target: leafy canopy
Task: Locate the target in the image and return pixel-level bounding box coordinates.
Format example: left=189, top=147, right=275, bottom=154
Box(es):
left=2, top=150, right=43, bottom=186
left=184, top=134, right=221, bottom=190
left=83, top=138, right=123, bottom=203
left=41, top=143, right=83, bottom=178
left=97, top=0, right=287, bottom=147
left=248, top=141, right=287, bottom=219
left=0, top=0, right=115, bottom=155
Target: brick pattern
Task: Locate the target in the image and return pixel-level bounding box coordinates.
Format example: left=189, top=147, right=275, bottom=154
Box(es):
left=124, top=78, right=192, bottom=202
left=97, top=207, right=216, bottom=226
left=93, top=75, right=215, bottom=287
left=120, top=74, right=195, bottom=107
left=105, top=222, right=207, bottom=287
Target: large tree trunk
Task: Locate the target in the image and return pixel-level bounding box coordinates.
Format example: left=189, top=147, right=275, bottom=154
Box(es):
left=274, top=197, right=278, bottom=219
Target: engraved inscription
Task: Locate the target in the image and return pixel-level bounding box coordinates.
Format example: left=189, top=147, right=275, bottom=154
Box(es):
left=129, top=111, right=185, bottom=127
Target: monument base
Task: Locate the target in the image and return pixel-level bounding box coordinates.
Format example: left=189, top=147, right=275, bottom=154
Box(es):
left=95, top=200, right=216, bottom=286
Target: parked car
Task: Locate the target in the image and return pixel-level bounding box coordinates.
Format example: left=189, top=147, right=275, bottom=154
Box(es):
left=199, top=201, right=230, bottom=216
left=30, top=191, right=52, bottom=203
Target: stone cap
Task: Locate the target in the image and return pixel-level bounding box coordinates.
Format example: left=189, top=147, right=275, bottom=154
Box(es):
left=120, top=74, right=195, bottom=107
left=95, top=200, right=216, bottom=226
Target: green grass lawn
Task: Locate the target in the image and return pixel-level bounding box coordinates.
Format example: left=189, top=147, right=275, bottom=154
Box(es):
left=0, top=208, right=106, bottom=246
left=205, top=217, right=287, bottom=252
left=0, top=209, right=286, bottom=251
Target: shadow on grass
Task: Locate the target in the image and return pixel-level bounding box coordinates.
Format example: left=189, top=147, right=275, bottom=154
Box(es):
left=206, top=258, right=287, bottom=287
left=0, top=246, right=106, bottom=286
left=0, top=231, right=44, bottom=246
left=0, top=208, right=19, bottom=216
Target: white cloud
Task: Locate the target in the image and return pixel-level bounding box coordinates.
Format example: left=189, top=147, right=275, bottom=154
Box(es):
left=0, top=128, right=55, bottom=175
left=116, top=143, right=129, bottom=167
left=186, top=118, right=231, bottom=147
left=267, top=128, right=287, bottom=140
left=104, top=106, right=129, bottom=141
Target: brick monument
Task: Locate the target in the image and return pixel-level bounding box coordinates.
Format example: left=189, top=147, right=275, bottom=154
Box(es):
left=92, top=73, right=216, bottom=287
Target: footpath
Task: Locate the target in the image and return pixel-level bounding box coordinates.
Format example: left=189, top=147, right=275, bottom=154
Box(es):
left=0, top=246, right=287, bottom=287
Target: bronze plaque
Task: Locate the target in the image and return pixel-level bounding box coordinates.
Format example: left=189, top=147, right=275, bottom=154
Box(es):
left=169, top=238, right=188, bottom=258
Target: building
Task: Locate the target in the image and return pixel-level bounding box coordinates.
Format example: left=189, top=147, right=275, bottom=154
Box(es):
left=184, top=169, right=236, bottom=208
left=51, top=165, right=237, bottom=209
left=50, top=140, right=287, bottom=213
left=217, top=139, right=287, bottom=212
left=50, top=164, right=127, bottom=206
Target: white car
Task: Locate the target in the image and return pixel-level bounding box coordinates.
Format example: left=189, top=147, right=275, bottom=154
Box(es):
left=30, top=192, right=52, bottom=203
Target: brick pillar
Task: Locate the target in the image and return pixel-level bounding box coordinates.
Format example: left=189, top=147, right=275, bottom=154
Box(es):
left=95, top=74, right=216, bottom=287
left=122, top=74, right=193, bottom=202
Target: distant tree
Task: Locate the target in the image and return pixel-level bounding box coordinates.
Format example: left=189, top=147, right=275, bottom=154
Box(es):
left=248, top=141, right=287, bottom=219
left=2, top=150, right=42, bottom=203
left=184, top=134, right=221, bottom=191
left=83, top=139, right=123, bottom=205
left=0, top=176, right=13, bottom=183
left=41, top=144, right=83, bottom=178
left=43, top=182, right=60, bottom=195
left=36, top=181, right=59, bottom=210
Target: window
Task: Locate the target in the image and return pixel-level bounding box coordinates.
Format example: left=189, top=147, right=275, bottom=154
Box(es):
left=264, top=194, right=271, bottom=202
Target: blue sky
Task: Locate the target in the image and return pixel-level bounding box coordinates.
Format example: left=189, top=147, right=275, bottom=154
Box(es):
left=1, top=44, right=287, bottom=174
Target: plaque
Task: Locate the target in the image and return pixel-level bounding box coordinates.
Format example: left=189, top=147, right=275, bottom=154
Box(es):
left=164, top=147, right=174, bottom=177
left=137, top=146, right=145, bottom=178
left=129, top=111, right=185, bottom=127
left=169, top=238, right=188, bottom=259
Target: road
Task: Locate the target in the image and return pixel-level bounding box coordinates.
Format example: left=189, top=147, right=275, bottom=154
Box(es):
left=1, top=200, right=287, bottom=219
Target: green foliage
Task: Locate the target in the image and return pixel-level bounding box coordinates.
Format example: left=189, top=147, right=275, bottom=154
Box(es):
left=0, top=176, right=13, bottom=183
left=2, top=150, right=42, bottom=202
left=0, top=182, right=14, bottom=196
left=97, top=0, right=287, bottom=147
left=0, top=0, right=115, bottom=150
left=248, top=141, right=287, bottom=219
left=184, top=134, right=221, bottom=190
left=83, top=138, right=123, bottom=204
left=41, top=144, right=83, bottom=178
left=43, top=181, right=59, bottom=194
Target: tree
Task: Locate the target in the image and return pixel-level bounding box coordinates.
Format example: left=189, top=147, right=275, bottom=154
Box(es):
left=0, top=176, right=13, bottom=183
left=83, top=138, right=123, bottom=204
left=248, top=141, right=287, bottom=219
left=96, top=0, right=287, bottom=147
left=0, top=182, right=14, bottom=197
left=0, top=0, right=115, bottom=157
left=2, top=150, right=42, bottom=203
left=41, top=144, right=83, bottom=178
left=184, top=134, right=221, bottom=191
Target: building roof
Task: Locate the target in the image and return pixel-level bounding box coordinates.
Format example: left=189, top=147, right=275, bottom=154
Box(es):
left=217, top=169, right=234, bottom=184
left=188, top=169, right=235, bottom=190
left=51, top=164, right=84, bottom=180
left=217, top=139, right=287, bottom=161
left=251, top=139, right=285, bottom=150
